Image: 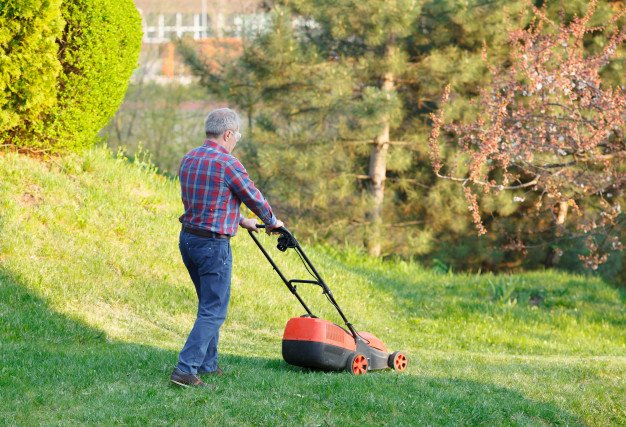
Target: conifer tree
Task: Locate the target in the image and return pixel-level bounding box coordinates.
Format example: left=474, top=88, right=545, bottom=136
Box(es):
left=285, top=0, right=420, bottom=257
left=272, top=0, right=530, bottom=258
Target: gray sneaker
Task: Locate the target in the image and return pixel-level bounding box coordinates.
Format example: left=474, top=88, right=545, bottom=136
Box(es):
left=170, top=368, right=213, bottom=388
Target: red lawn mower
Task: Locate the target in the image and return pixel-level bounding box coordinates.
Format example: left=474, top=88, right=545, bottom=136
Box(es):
left=249, top=225, right=408, bottom=375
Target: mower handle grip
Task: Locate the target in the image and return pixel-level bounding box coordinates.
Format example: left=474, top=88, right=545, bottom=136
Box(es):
left=249, top=223, right=296, bottom=249
left=254, top=223, right=289, bottom=234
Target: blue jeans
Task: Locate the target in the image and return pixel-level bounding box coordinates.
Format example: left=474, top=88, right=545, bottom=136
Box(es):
left=176, top=231, right=232, bottom=375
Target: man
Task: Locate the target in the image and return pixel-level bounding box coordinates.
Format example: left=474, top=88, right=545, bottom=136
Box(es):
left=170, top=108, right=283, bottom=388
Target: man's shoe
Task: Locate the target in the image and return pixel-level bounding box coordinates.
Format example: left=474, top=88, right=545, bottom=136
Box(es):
left=198, top=367, right=223, bottom=376
left=170, top=368, right=212, bottom=388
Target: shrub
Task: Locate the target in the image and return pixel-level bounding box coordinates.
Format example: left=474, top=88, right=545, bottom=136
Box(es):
left=0, top=0, right=142, bottom=152
left=0, top=0, right=64, bottom=138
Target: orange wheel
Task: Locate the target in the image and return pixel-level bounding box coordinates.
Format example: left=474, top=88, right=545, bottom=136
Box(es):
left=346, top=353, right=368, bottom=375
left=388, top=351, right=408, bottom=371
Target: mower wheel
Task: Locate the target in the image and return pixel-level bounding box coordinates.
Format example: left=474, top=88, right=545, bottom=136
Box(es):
left=388, top=351, right=408, bottom=371
left=346, top=353, right=368, bottom=375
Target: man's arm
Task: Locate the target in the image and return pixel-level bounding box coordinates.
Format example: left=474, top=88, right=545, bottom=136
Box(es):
left=225, top=159, right=281, bottom=230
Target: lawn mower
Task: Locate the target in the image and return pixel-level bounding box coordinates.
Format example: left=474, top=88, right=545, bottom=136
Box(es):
left=248, top=225, right=408, bottom=375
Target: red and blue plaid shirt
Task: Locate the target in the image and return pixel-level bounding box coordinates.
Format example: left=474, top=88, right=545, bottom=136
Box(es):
left=178, top=139, right=277, bottom=236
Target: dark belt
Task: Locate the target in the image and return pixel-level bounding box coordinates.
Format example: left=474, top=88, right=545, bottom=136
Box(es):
left=182, top=226, right=230, bottom=239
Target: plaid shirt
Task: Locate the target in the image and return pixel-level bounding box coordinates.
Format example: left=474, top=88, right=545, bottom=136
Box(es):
left=178, top=139, right=277, bottom=236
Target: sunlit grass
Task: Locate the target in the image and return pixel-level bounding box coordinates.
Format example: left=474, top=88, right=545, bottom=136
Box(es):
left=0, top=147, right=624, bottom=425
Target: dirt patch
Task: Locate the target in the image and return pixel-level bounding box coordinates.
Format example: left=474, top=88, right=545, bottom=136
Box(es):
left=18, top=184, right=43, bottom=207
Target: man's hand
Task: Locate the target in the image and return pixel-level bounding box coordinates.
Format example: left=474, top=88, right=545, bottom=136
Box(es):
left=240, top=217, right=260, bottom=232
left=267, top=219, right=284, bottom=234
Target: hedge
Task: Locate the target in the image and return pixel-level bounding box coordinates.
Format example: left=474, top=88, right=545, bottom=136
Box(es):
left=0, top=0, right=142, bottom=152
left=0, top=0, right=63, bottom=139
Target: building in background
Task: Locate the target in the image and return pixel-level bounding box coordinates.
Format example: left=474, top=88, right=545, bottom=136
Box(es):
left=133, top=0, right=266, bottom=83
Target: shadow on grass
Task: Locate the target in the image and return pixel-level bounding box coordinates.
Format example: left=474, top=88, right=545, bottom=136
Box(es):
left=0, top=269, right=582, bottom=425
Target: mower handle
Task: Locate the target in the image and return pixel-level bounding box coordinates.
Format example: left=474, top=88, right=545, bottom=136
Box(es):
left=250, top=224, right=296, bottom=252
left=246, top=223, right=313, bottom=316
left=246, top=222, right=360, bottom=339
left=254, top=223, right=288, bottom=233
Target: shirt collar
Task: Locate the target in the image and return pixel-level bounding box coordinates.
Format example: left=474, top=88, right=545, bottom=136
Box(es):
left=203, top=139, right=229, bottom=154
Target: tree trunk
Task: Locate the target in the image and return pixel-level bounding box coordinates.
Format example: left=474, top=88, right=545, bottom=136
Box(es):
left=365, top=71, right=394, bottom=257
left=546, top=201, right=569, bottom=266
left=556, top=200, right=568, bottom=225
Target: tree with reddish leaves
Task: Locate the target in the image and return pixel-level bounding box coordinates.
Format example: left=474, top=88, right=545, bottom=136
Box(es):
left=429, top=0, right=625, bottom=270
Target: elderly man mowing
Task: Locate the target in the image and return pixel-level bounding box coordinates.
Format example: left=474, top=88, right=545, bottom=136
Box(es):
left=170, top=108, right=284, bottom=388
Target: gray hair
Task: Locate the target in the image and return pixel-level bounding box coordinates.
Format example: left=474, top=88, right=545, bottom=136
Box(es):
left=204, top=108, right=240, bottom=138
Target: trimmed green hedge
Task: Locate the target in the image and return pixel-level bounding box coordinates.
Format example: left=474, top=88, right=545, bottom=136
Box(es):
left=0, top=0, right=142, bottom=152
left=0, top=1, right=64, bottom=138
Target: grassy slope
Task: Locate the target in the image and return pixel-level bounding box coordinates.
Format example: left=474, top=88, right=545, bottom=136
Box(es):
left=0, top=148, right=624, bottom=425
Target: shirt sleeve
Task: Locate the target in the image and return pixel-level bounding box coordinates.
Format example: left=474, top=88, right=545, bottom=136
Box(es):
left=225, top=159, right=277, bottom=227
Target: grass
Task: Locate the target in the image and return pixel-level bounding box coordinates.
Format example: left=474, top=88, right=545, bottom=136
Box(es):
left=0, top=147, right=624, bottom=425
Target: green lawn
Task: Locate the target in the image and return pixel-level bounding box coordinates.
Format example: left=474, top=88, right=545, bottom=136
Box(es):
left=0, top=147, right=624, bottom=425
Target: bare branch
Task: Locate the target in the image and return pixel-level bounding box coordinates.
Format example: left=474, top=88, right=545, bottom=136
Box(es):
left=435, top=172, right=541, bottom=190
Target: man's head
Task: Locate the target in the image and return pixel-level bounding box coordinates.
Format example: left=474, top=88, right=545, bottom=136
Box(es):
left=204, top=108, right=241, bottom=153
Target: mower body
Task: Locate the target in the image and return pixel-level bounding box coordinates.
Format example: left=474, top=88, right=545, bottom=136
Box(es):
left=282, top=316, right=394, bottom=372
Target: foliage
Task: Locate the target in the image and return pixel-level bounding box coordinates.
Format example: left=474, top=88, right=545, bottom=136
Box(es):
left=429, top=0, right=626, bottom=270
left=179, top=3, right=481, bottom=254
left=174, top=0, right=626, bottom=277
left=0, top=0, right=64, bottom=137
left=0, top=148, right=625, bottom=424
left=0, top=0, right=142, bottom=152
